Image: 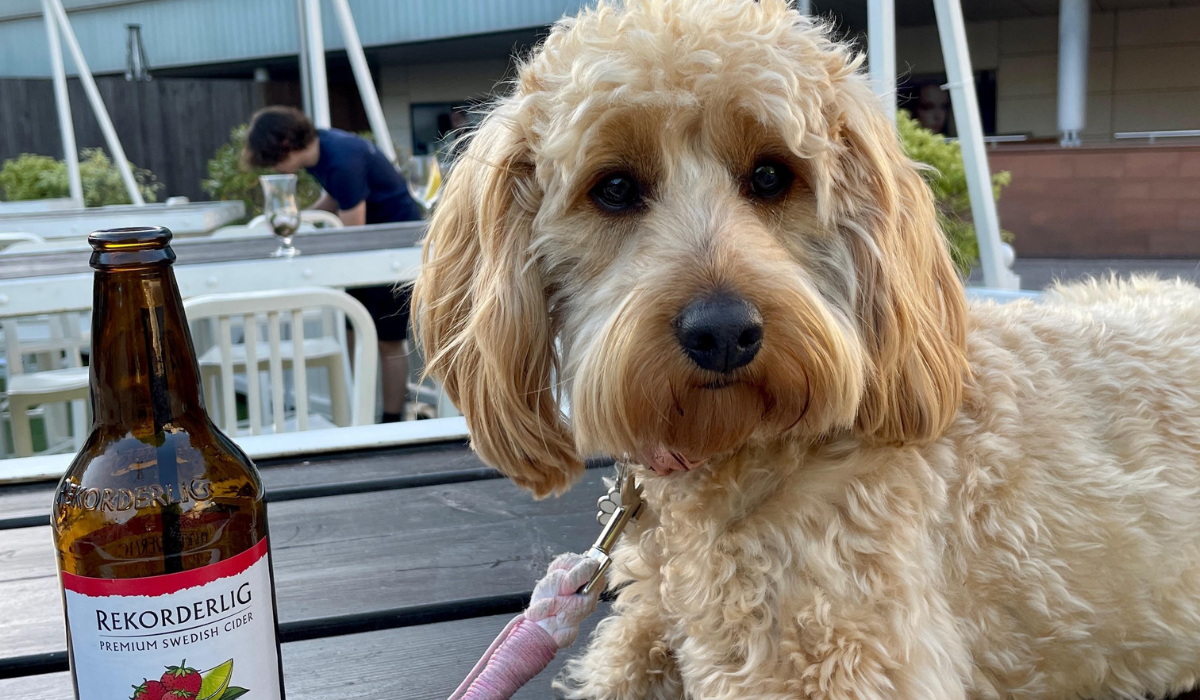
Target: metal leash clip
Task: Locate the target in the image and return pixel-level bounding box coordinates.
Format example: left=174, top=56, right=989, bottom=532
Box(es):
left=579, top=465, right=643, bottom=595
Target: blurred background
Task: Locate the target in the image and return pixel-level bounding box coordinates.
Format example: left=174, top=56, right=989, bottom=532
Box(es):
left=0, top=0, right=1196, bottom=460
left=0, top=0, right=1195, bottom=258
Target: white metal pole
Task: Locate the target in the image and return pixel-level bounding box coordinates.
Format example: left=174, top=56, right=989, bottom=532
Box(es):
left=295, top=0, right=313, bottom=118
left=1057, top=0, right=1089, bottom=147
left=46, top=0, right=144, bottom=206
left=932, top=0, right=1018, bottom=289
left=303, top=0, right=331, bottom=128
left=330, top=0, right=396, bottom=163
left=42, top=0, right=82, bottom=208
left=868, top=0, right=896, bottom=123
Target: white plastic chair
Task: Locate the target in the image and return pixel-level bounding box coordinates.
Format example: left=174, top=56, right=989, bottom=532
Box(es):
left=0, top=232, right=46, bottom=252
left=0, top=239, right=89, bottom=255
left=246, top=210, right=344, bottom=230
left=211, top=211, right=344, bottom=239
left=183, top=287, right=377, bottom=436
left=3, top=314, right=91, bottom=457
left=208, top=225, right=267, bottom=239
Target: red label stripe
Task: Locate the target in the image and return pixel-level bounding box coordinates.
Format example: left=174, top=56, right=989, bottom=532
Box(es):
left=61, top=537, right=269, bottom=598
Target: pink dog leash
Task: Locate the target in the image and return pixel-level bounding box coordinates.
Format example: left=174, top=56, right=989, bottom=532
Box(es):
left=447, top=470, right=644, bottom=700
left=447, top=554, right=602, bottom=700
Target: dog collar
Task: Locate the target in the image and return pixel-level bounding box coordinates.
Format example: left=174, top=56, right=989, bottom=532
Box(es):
left=638, top=445, right=702, bottom=475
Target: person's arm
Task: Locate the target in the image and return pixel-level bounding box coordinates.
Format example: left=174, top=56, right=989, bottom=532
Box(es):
left=338, top=201, right=367, bottom=227
left=309, top=192, right=339, bottom=213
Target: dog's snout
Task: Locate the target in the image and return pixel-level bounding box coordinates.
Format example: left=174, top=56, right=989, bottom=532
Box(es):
left=674, top=294, right=764, bottom=374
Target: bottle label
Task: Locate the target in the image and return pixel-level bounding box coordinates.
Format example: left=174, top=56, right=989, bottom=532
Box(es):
left=61, top=538, right=283, bottom=700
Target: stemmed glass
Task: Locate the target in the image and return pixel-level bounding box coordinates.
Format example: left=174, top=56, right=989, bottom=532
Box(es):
left=260, top=174, right=301, bottom=258
left=404, top=155, right=443, bottom=213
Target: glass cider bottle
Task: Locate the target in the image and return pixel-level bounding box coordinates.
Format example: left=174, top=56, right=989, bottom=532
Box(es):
left=52, top=227, right=285, bottom=700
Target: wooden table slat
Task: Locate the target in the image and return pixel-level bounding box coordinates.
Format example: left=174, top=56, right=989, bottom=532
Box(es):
left=0, top=469, right=608, bottom=661
left=0, top=441, right=480, bottom=527
left=0, top=606, right=609, bottom=699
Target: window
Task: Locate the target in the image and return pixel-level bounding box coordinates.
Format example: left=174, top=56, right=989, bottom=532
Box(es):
left=410, top=102, right=478, bottom=158
left=897, top=71, right=997, bottom=136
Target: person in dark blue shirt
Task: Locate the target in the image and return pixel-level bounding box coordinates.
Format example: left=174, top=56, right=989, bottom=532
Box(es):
left=244, top=106, right=421, bottom=423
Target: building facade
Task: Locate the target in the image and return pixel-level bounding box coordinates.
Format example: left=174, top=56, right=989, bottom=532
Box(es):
left=0, top=0, right=1197, bottom=253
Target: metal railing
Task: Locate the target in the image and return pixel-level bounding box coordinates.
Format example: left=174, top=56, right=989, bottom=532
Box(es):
left=1114, top=130, right=1200, bottom=144
left=945, top=134, right=1029, bottom=149
left=982, top=134, right=1030, bottom=144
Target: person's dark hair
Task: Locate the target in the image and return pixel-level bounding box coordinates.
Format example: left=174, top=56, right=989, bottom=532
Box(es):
left=242, top=106, right=318, bottom=168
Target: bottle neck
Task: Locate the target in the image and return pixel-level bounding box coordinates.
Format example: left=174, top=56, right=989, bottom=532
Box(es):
left=90, top=263, right=206, bottom=434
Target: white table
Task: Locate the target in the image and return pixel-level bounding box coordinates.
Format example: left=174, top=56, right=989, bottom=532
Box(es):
left=0, top=201, right=245, bottom=239
left=0, top=222, right=423, bottom=317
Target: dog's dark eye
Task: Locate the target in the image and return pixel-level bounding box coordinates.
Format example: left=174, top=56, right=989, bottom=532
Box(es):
left=590, top=173, right=641, bottom=212
left=749, top=161, right=793, bottom=199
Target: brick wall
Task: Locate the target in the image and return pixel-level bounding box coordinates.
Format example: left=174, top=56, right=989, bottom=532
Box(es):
left=990, top=144, right=1200, bottom=257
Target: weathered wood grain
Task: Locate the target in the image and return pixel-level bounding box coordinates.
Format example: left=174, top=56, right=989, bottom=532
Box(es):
left=0, top=605, right=610, bottom=699
left=6, top=601, right=1200, bottom=700
left=0, top=441, right=483, bottom=527
left=0, top=469, right=608, bottom=661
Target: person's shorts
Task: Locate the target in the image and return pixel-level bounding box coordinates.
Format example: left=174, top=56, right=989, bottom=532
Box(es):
left=346, top=283, right=412, bottom=342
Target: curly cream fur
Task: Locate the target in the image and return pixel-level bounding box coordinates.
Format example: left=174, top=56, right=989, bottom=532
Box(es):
left=413, top=1, right=1200, bottom=697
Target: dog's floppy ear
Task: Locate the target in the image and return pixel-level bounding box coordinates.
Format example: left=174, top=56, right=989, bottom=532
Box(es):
left=834, top=87, right=969, bottom=445
left=412, top=104, right=583, bottom=497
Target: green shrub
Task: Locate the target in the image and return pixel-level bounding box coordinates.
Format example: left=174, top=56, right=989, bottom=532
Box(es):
left=0, top=149, right=162, bottom=206
left=897, top=110, right=1012, bottom=275
left=202, top=124, right=322, bottom=219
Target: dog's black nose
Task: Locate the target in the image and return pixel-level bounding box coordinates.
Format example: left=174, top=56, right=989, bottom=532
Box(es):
left=674, top=294, right=764, bottom=374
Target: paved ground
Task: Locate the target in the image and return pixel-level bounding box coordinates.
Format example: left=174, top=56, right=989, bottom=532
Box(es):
left=970, top=259, right=1200, bottom=291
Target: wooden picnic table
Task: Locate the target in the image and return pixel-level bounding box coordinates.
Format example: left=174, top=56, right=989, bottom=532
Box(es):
left=0, top=438, right=609, bottom=699
left=6, top=435, right=1200, bottom=699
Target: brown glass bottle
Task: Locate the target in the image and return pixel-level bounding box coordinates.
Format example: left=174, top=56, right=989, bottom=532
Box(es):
left=52, top=227, right=285, bottom=700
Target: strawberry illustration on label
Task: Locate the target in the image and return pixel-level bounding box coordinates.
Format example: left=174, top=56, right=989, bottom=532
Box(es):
left=131, top=680, right=166, bottom=700
left=132, top=660, right=246, bottom=700
left=162, top=661, right=202, bottom=696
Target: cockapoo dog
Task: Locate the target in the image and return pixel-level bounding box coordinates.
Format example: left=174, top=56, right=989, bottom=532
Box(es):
left=412, top=1, right=1200, bottom=698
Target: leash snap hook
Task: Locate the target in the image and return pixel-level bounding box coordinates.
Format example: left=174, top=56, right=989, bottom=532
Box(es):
left=578, top=467, right=643, bottom=595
